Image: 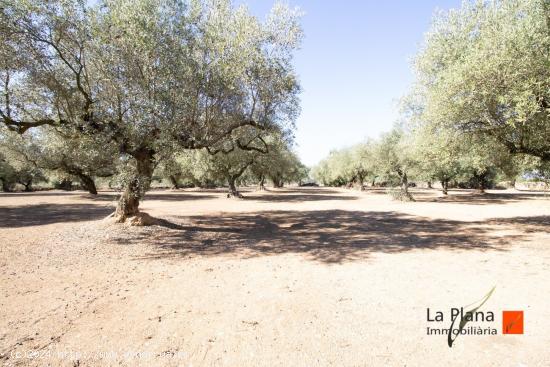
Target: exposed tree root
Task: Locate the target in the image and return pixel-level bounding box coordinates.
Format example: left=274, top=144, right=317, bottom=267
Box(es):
left=105, top=212, right=158, bottom=226
left=227, top=191, right=244, bottom=199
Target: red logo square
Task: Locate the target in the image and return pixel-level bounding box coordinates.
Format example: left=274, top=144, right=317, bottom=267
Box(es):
left=503, top=311, right=524, bottom=334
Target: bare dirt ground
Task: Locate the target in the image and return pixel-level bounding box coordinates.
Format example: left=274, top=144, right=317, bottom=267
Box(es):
left=0, top=187, right=549, bottom=366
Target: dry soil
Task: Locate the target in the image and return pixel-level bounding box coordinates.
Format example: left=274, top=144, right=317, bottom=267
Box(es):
left=0, top=187, right=549, bottom=366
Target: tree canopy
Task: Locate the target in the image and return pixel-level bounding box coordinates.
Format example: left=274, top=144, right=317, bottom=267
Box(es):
left=1, top=0, right=303, bottom=220
left=411, top=0, right=550, bottom=161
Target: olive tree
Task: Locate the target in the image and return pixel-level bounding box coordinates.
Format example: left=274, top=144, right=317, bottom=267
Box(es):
left=372, top=127, right=418, bottom=200
left=247, top=136, right=295, bottom=189
left=0, top=153, right=45, bottom=191
left=0, top=134, right=46, bottom=191
left=412, top=126, right=465, bottom=194
left=412, top=0, right=550, bottom=161
left=311, top=159, right=332, bottom=186
left=456, top=135, right=515, bottom=193
left=257, top=149, right=307, bottom=189
left=311, top=141, right=375, bottom=188
left=37, top=129, right=117, bottom=194
left=340, top=142, right=376, bottom=188
left=209, top=148, right=257, bottom=198
left=170, top=146, right=255, bottom=197
left=1, top=127, right=117, bottom=194
left=0, top=0, right=302, bottom=222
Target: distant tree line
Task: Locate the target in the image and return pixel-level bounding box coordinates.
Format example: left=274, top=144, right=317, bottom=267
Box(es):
left=313, top=0, right=549, bottom=200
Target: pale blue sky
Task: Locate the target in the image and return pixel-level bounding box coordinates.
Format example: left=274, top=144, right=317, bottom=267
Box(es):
left=239, top=1, right=461, bottom=166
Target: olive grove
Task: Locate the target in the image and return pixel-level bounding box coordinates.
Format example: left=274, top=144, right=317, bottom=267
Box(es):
left=0, top=0, right=303, bottom=221
left=155, top=132, right=307, bottom=196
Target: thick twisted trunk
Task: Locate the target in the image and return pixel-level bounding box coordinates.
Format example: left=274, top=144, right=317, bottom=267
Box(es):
left=226, top=161, right=252, bottom=199
left=441, top=179, right=449, bottom=195
left=114, top=150, right=154, bottom=223
left=1, top=179, right=12, bottom=192
left=258, top=175, right=266, bottom=191
left=473, top=171, right=488, bottom=193
left=227, top=176, right=242, bottom=198
left=76, top=173, right=97, bottom=195
left=271, top=175, right=284, bottom=188
left=479, top=175, right=487, bottom=193
left=22, top=180, right=33, bottom=192
left=400, top=172, right=409, bottom=194
left=169, top=175, right=180, bottom=189
left=397, top=170, right=414, bottom=201
left=356, top=173, right=365, bottom=190
left=60, top=161, right=98, bottom=195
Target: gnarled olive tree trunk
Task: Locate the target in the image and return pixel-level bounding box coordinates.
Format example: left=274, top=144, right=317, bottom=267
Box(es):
left=21, top=179, right=33, bottom=192
left=397, top=170, right=414, bottom=201
left=0, top=178, right=12, bottom=192
left=227, top=176, right=242, bottom=198
left=440, top=178, right=449, bottom=195
left=75, top=172, right=98, bottom=195
left=400, top=172, right=409, bottom=194
left=258, top=175, right=266, bottom=191
left=472, top=171, right=490, bottom=194
left=169, top=175, right=180, bottom=189
left=226, top=161, right=253, bottom=199
left=114, top=150, right=154, bottom=222
left=271, top=174, right=284, bottom=188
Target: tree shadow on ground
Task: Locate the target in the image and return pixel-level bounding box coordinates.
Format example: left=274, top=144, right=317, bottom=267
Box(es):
left=267, top=188, right=343, bottom=195
left=243, top=194, right=358, bottom=202
left=0, top=204, right=113, bottom=228
left=486, top=215, right=550, bottom=233
left=86, top=193, right=217, bottom=202
left=118, top=210, right=534, bottom=264
left=144, top=193, right=218, bottom=201
left=419, top=191, right=545, bottom=205
left=362, top=188, right=546, bottom=205
left=0, top=191, right=87, bottom=198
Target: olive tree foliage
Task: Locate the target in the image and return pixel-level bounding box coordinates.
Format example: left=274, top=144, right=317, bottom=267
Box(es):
left=310, top=159, right=330, bottom=186
left=311, top=141, right=375, bottom=188
left=207, top=148, right=257, bottom=198
left=0, top=151, right=46, bottom=192
left=159, top=147, right=254, bottom=197
left=159, top=134, right=308, bottom=195
left=312, top=127, right=420, bottom=200
left=0, top=0, right=302, bottom=222
left=37, top=128, right=118, bottom=194
left=412, top=125, right=467, bottom=194
left=454, top=134, right=516, bottom=192
left=411, top=108, right=532, bottom=193
left=157, top=151, right=218, bottom=188
left=411, top=0, right=550, bottom=161
left=268, top=150, right=308, bottom=188
left=0, top=154, right=18, bottom=191
left=161, top=149, right=216, bottom=188
left=527, top=158, right=550, bottom=187
left=0, top=127, right=117, bottom=194
left=0, top=131, right=46, bottom=191
left=372, top=127, right=418, bottom=200
left=157, top=157, right=187, bottom=189
left=249, top=137, right=308, bottom=189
